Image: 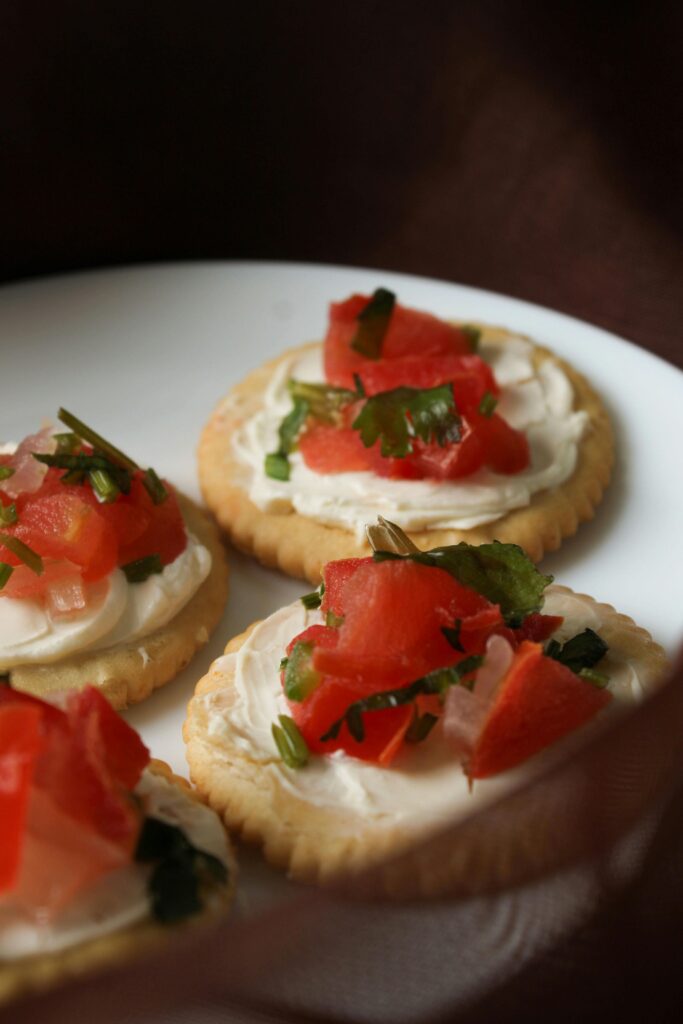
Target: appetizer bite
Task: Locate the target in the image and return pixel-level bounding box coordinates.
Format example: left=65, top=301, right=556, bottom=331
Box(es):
left=199, top=289, right=613, bottom=581
left=0, top=411, right=229, bottom=707
left=0, top=685, right=234, bottom=1005
left=185, top=520, right=666, bottom=893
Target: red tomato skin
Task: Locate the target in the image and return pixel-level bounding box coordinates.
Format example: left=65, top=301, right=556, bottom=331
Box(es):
left=514, top=614, right=564, bottom=644
left=0, top=704, right=44, bottom=894
left=324, top=294, right=472, bottom=388
left=472, top=412, right=530, bottom=474
left=116, top=475, right=186, bottom=566
left=320, top=558, right=371, bottom=618
left=67, top=687, right=149, bottom=791
left=357, top=354, right=498, bottom=409
left=468, top=642, right=612, bottom=779
left=298, top=424, right=372, bottom=474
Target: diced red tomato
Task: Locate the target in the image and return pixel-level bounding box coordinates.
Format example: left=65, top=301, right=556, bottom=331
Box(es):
left=298, top=424, right=372, bottom=475
left=115, top=475, right=186, bottom=566
left=514, top=613, right=564, bottom=644
left=320, top=557, right=371, bottom=618
left=470, top=412, right=530, bottom=474
left=325, top=295, right=473, bottom=388
left=357, top=354, right=497, bottom=411
left=394, top=424, right=486, bottom=481
left=0, top=704, right=43, bottom=894
left=468, top=642, right=612, bottom=779
left=67, top=687, right=150, bottom=791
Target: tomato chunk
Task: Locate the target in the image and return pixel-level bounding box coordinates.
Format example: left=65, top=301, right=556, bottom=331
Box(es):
left=468, top=642, right=612, bottom=778
left=0, top=704, right=43, bottom=894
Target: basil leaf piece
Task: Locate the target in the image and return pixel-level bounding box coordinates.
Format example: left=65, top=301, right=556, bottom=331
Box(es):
left=546, top=628, right=609, bottom=674
left=320, top=655, right=483, bottom=744
left=135, top=816, right=228, bottom=924
left=350, top=288, right=396, bottom=359
left=300, top=589, right=322, bottom=610
left=373, top=541, right=552, bottom=627
left=352, top=384, right=461, bottom=458
left=0, top=467, right=15, bottom=482
left=441, top=620, right=464, bottom=651
left=283, top=641, right=320, bottom=702
left=121, top=553, right=163, bottom=583
left=478, top=391, right=498, bottom=417
left=0, top=563, right=13, bottom=590
left=271, top=714, right=310, bottom=768
left=143, top=467, right=168, bottom=505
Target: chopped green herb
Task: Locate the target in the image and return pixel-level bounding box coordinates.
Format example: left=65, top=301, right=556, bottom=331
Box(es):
left=353, top=384, right=461, bottom=458
left=350, top=288, right=396, bottom=359
left=264, top=395, right=311, bottom=481
left=287, top=380, right=357, bottom=423
left=0, top=563, right=13, bottom=590
left=441, top=620, right=464, bottom=652
left=33, top=452, right=132, bottom=494
left=271, top=714, right=309, bottom=768
left=546, top=628, right=609, bottom=674
left=88, top=467, right=121, bottom=503
left=264, top=451, right=291, bottom=481
left=300, top=589, right=322, bottom=610
left=352, top=373, right=366, bottom=397
left=0, top=467, right=15, bottom=482
left=405, top=711, right=439, bottom=744
left=121, top=553, right=163, bottom=583
left=283, top=641, right=320, bottom=702
left=579, top=667, right=610, bottom=689
left=0, top=504, right=17, bottom=527
left=478, top=391, right=498, bottom=417
left=461, top=325, right=482, bottom=352
left=373, top=540, right=552, bottom=628
left=279, top=656, right=289, bottom=672
left=53, top=432, right=80, bottom=454
left=325, top=609, right=344, bottom=628
left=321, top=655, right=483, bottom=744
left=58, top=408, right=139, bottom=472
left=0, top=533, right=43, bottom=575
left=135, top=816, right=228, bottom=924
left=143, top=467, right=168, bottom=505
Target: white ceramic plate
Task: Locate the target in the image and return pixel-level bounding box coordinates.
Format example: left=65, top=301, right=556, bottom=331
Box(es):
left=1, top=260, right=681, bottom=777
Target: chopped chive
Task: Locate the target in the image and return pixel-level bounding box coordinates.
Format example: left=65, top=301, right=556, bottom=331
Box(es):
left=121, top=553, right=163, bottom=583
left=57, top=408, right=138, bottom=472
left=301, top=589, right=322, bottom=610
left=143, top=467, right=168, bottom=505
left=279, top=656, right=289, bottom=672
left=579, top=667, right=610, bottom=689
left=325, top=609, right=344, bottom=628
left=405, top=711, right=439, bottom=744
left=283, top=641, right=320, bottom=701
left=0, top=466, right=15, bottom=481
left=0, top=563, right=13, bottom=590
left=264, top=452, right=290, bottom=481
left=478, top=391, right=498, bottom=417
left=461, top=325, right=481, bottom=352
left=0, top=533, right=43, bottom=575
left=350, top=288, right=396, bottom=359
left=271, top=715, right=309, bottom=768
left=61, top=469, right=86, bottom=485
left=352, top=373, right=366, bottom=398
left=53, top=432, right=80, bottom=454
left=88, top=468, right=121, bottom=503
left=0, top=504, right=17, bottom=527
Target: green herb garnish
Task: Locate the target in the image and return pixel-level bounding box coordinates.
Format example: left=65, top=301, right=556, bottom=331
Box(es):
left=142, top=467, right=168, bottom=505
left=0, top=533, right=43, bottom=575
left=271, top=714, right=310, bottom=768
left=279, top=656, right=289, bottom=672
left=301, top=589, right=322, bottom=610
left=33, top=452, right=133, bottom=494
left=405, top=711, right=439, bottom=744
left=546, top=628, right=609, bottom=675
left=283, top=641, right=320, bottom=702
left=58, top=408, right=138, bottom=472
left=461, top=325, right=482, bottom=353
left=326, top=609, right=344, bottom=628
left=287, top=380, right=357, bottom=423
left=264, top=396, right=311, bottom=481
left=373, top=540, right=552, bottom=628
left=135, top=816, right=228, bottom=924
left=0, top=504, right=17, bottom=527
left=579, top=667, right=610, bottom=688
left=0, top=563, right=13, bottom=590
left=350, top=288, right=396, bottom=359
left=53, top=432, right=80, bottom=454
left=0, top=467, right=15, bottom=482
left=321, top=655, right=483, bottom=744
left=264, top=452, right=291, bottom=481
left=441, top=620, right=464, bottom=651
left=478, top=391, right=498, bottom=417
left=352, top=384, right=461, bottom=457
left=121, top=553, right=163, bottom=583
left=88, top=467, right=121, bottom=503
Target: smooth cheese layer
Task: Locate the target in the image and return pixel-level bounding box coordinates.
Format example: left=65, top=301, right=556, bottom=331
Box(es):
left=231, top=334, right=589, bottom=539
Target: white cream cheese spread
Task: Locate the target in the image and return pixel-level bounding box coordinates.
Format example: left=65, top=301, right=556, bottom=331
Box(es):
left=201, top=588, right=649, bottom=830
left=231, top=334, right=589, bottom=539
left=0, top=533, right=211, bottom=670
left=0, top=769, right=230, bottom=959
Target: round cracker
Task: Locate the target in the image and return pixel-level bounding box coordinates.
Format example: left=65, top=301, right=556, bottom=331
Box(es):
left=184, top=587, right=667, bottom=898
left=198, top=327, right=614, bottom=583
left=0, top=759, right=236, bottom=1007
left=7, top=496, right=229, bottom=709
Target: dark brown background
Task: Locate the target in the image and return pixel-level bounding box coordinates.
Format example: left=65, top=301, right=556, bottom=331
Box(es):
left=1, top=1, right=681, bottom=366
